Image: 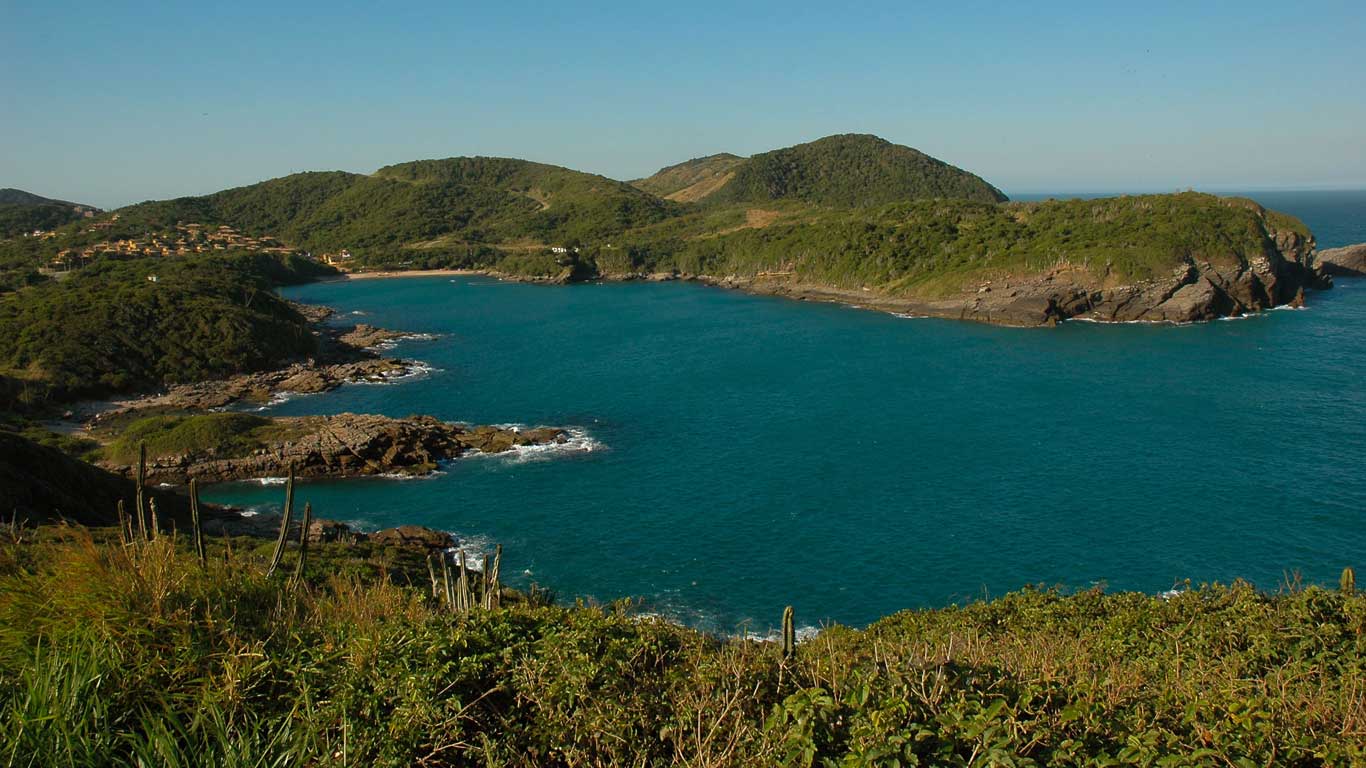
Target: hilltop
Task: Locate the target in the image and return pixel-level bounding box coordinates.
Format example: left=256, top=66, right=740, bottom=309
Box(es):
left=630, top=152, right=746, bottom=201
left=630, top=136, right=1005, bottom=207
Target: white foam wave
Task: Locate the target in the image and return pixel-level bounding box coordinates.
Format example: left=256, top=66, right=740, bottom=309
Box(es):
left=468, top=426, right=604, bottom=464
left=442, top=532, right=499, bottom=572
left=377, top=469, right=447, bottom=481
left=372, top=332, right=441, bottom=352
left=255, top=477, right=288, bottom=486
left=351, top=361, right=440, bottom=385
left=891, top=312, right=929, bottom=319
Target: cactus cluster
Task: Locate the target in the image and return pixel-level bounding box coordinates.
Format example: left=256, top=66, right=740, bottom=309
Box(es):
left=430, top=546, right=504, bottom=615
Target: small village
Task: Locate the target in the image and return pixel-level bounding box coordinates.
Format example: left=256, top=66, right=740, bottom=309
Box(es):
left=47, top=220, right=307, bottom=271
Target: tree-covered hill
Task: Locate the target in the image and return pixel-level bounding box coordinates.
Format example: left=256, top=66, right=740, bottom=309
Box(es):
left=0, top=253, right=329, bottom=406
left=0, top=188, right=101, bottom=238
left=606, top=192, right=1310, bottom=294
left=114, top=158, right=681, bottom=259
left=698, top=134, right=1007, bottom=207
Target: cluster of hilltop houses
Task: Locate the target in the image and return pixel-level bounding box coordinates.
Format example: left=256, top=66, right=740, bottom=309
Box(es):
left=49, top=222, right=300, bottom=270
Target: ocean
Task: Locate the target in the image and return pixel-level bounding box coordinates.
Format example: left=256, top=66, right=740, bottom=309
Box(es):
left=203, top=190, right=1366, bottom=634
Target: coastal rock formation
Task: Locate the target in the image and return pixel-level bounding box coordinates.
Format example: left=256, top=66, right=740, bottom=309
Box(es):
left=370, top=525, right=455, bottom=550
left=1315, top=243, right=1366, bottom=277
left=339, top=323, right=409, bottom=349
left=105, top=413, right=567, bottom=484
left=90, top=358, right=416, bottom=415
left=714, top=216, right=1322, bottom=327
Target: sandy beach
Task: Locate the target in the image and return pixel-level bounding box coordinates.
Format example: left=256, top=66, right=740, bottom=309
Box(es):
left=333, top=268, right=490, bottom=281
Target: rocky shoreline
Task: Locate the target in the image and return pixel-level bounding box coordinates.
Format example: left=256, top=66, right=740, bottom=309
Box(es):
left=346, top=230, right=1344, bottom=328
left=101, top=412, right=568, bottom=484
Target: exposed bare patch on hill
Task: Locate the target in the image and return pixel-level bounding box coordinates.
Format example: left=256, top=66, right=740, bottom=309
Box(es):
left=631, top=153, right=745, bottom=199
left=666, top=171, right=737, bottom=203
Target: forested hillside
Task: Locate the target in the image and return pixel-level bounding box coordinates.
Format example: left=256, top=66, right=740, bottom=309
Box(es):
left=0, top=253, right=330, bottom=406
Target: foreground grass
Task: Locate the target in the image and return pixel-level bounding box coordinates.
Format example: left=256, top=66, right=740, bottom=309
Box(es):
left=0, top=527, right=1361, bottom=767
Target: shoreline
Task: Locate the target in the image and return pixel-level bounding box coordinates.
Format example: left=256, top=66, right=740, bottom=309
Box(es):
left=317, top=261, right=1330, bottom=328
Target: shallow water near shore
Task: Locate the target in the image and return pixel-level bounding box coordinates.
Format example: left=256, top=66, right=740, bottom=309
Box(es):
left=203, top=191, right=1366, bottom=633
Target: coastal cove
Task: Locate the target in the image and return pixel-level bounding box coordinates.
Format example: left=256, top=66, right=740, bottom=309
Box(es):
left=198, top=191, right=1366, bottom=633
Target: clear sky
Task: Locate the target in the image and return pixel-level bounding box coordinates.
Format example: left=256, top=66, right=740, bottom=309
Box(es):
left=3, top=0, right=1364, bottom=208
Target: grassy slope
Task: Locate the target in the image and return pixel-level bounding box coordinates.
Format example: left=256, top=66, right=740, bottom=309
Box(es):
left=630, top=153, right=746, bottom=199
left=99, top=412, right=309, bottom=465
left=0, top=529, right=1360, bottom=765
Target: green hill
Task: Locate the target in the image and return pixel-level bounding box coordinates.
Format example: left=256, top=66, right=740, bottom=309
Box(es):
left=698, top=134, right=1007, bottom=207
left=0, top=188, right=100, bottom=238
left=116, top=158, right=680, bottom=260
left=630, top=153, right=746, bottom=201
left=0, top=253, right=327, bottom=405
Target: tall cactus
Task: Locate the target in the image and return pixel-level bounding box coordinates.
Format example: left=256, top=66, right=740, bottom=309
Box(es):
left=188, top=479, right=206, bottom=567
left=782, top=605, right=796, bottom=661
left=134, top=443, right=148, bottom=541
left=426, top=554, right=441, bottom=599
left=457, top=552, right=472, bottom=613
left=116, top=500, right=129, bottom=547
left=291, top=502, right=313, bottom=587
left=265, top=466, right=296, bottom=577
left=1342, top=567, right=1357, bottom=596
left=441, top=553, right=455, bottom=612
left=147, top=498, right=160, bottom=541
left=483, top=545, right=503, bottom=610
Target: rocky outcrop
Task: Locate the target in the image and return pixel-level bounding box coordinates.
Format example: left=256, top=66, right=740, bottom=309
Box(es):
left=339, top=323, right=409, bottom=349
left=91, top=358, right=416, bottom=415
left=370, top=525, right=455, bottom=549
left=1315, top=243, right=1366, bottom=277
left=701, top=213, right=1324, bottom=327
left=103, top=413, right=568, bottom=484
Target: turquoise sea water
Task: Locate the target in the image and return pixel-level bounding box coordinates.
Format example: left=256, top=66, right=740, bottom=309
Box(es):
left=204, top=191, right=1366, bottom=633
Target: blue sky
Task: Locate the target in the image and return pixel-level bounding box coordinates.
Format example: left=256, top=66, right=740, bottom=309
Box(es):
left=3, top=0, right=1364, bottom=208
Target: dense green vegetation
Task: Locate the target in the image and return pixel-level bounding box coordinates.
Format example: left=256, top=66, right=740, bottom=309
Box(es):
left=0, top=203, right=86, bottom=239
left=107, top=158, right=680, bottom=262
left=0, top=527, right=1360, bottom=766
left=700, top=135, right=1007, bottom=207
left=0, top=253, right=330, bottom=406
left=0, top=188, right=99, bottom=239
left=603, top=193, right=1311, bottom=295
left=0, top=189, right=99, bottom=239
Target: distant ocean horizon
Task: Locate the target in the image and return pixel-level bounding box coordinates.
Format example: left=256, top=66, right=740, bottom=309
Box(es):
left=204, top=189, right=1366, bottom=634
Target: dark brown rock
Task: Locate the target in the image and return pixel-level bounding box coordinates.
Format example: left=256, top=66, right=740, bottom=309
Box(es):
left=370, top=525, right=454, bottom=550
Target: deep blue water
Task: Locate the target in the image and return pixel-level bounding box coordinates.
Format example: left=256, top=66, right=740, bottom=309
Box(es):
left=204, top=191, right=1366, bottom=633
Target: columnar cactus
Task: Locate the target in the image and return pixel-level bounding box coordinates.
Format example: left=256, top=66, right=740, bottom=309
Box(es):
left=1342, top=567, right=1356, bottom=596
left=265, top=466, right=296, bottom=577
left=291, top=502, right=313, bottom=587
left=189, top=479, right=206, bottom=566
left=782, top=605, right=796, bottom=660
